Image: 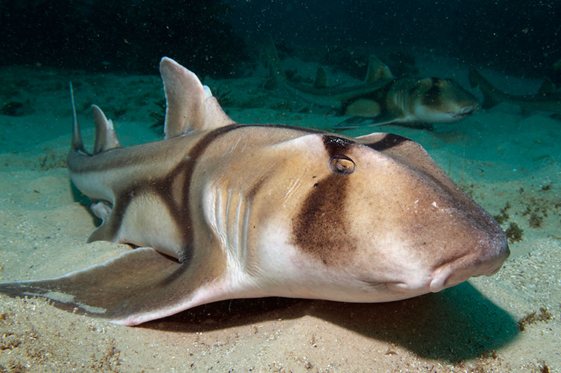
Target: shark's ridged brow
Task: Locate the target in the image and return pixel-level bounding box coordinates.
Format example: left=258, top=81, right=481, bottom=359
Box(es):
left=322, top=135, right=354, bottom=156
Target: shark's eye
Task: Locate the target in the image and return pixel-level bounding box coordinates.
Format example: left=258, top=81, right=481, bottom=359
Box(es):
left=330, top=155, right=355, bottom=175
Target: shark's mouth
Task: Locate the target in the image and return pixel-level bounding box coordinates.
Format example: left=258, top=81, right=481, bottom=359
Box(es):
left=450, top=105, right=479, bottom=119
left=452, top=112, right=470, bottom=119
left=456, top=105, right=479, bottom=118
left=415, top=102, right=478, bottom=123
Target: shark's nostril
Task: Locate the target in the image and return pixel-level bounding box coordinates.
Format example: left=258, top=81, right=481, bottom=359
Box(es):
left=431, top=242, right=510, bottom=293
left=429, top=266, right=452, bottom=292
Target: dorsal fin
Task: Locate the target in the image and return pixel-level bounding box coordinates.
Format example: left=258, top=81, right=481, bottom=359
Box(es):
left=92, top=105, right=121, bottom=154
left=314, top=66, right=328, bottom=89
left=159, top=57, right=235, bottom=139
left=365, top=55, right=394, bottom=84
left=69, top=82, right=86, bottom=153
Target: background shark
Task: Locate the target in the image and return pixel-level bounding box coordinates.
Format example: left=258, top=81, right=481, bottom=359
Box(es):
left=265, top=43, right=479, bottom=129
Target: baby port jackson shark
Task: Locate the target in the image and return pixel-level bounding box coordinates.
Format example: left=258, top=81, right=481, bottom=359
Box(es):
left=265, top=44, right=479, bottom=129
left=0, top=57, right=509, bottom=326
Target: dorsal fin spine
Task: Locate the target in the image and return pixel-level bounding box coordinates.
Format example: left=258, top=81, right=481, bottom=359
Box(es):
left=69, top=82, right=86, bottom=153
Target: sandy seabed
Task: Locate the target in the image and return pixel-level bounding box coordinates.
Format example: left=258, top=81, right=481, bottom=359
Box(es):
left=0, top=54, right=560, bottom=372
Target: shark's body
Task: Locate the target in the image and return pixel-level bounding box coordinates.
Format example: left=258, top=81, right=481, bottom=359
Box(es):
left=266, top=46, right=478, bottom=129
left=469, top=68, right=561, bottom=115
left=0, top=58, right=509, bottom=326
left=335, top=77, right=479, bottom=129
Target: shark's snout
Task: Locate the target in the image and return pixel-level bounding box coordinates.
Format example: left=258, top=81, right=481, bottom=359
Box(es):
left=429, top=236, right=510, bottom=292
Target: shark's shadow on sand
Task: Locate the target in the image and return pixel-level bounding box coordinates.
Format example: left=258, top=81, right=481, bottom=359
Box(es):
left=146, top=282, right=517, bottom=363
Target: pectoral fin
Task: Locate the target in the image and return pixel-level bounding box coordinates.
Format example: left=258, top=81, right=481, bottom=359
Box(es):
left=0, top=247, right=223, bottom=325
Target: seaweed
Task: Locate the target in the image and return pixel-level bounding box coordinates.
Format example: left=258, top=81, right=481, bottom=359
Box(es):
left=493, top=202, right=511, bottom=224
left=520, top=193, right=554, bottom=229
left=38, top=149, right=67, bottom=170
left=517, top=307, right=553, bottom=331
left=496, top=184, right=560, bottom=233
left=89, top=339, right=121, bottom=372
left=505, top=222, right=523, bottom=243
left=528, top=213, right=543, bottom=228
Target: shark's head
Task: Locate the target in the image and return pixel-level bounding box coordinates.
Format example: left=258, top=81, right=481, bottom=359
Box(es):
left=410, top=77, right=479, bottom=123
left=239, top=130, right=508, bottom=302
